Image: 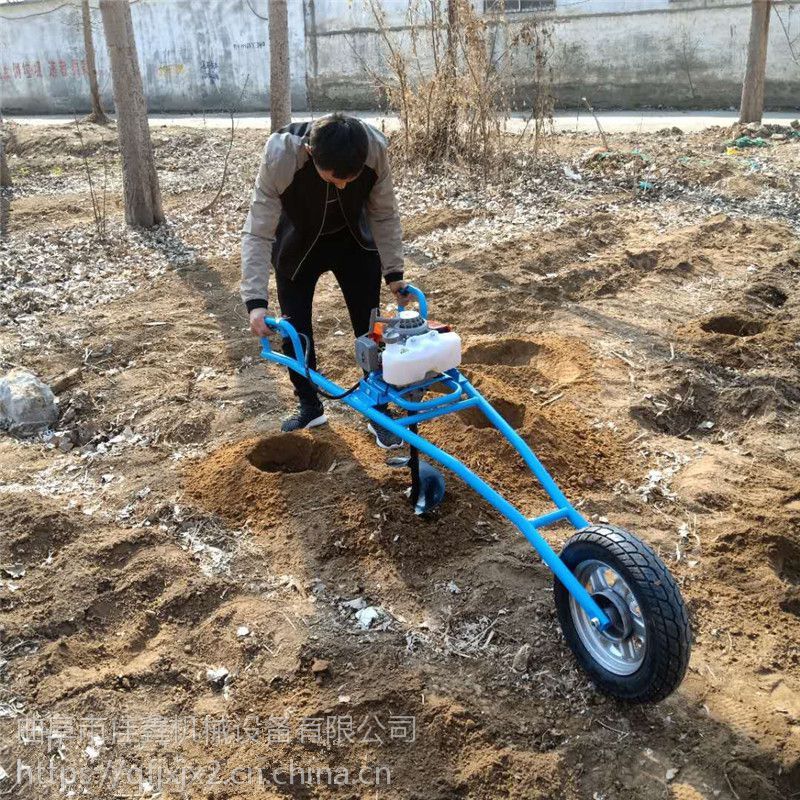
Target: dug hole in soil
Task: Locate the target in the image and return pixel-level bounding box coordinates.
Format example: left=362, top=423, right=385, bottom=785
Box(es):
left=0, top=120, right=799, bottom=799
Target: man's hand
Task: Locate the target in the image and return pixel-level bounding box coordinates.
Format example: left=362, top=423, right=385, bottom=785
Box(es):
left=388, top=279, right=410, bottom=307
left=249, top=307, right=270, bottom=337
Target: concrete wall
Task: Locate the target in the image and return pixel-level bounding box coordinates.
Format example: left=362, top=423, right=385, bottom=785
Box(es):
left=307, top=0, right=800, bottom=110
left=0, top=0, right=308, bottom=114
left=0, top=0, right=798, bottom=113
left=544, top=3, right=800, bottom=108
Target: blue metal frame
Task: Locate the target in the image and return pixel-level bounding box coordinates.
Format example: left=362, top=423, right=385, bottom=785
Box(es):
left=259, top=287, right=611, bottom=631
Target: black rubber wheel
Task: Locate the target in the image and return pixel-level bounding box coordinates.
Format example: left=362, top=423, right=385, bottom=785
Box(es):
left=553, top=524, right=691, bottom=703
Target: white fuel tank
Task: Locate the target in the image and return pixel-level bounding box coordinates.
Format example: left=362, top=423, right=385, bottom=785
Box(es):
left=382, top=330, right=462, bottom=386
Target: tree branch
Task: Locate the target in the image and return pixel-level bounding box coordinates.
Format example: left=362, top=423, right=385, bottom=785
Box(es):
left=200, top=75, right=250, bottom=214
left=773, top=2, right=800, bottom=64
left=244, top=0, right=269, bottom=22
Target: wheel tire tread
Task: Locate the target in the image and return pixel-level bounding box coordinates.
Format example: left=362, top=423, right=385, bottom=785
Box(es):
left=554, top=524, right=691, bottom=703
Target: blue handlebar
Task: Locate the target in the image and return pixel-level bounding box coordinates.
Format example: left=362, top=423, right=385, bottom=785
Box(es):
left=263, top=316, right=305, bottom=363
left=263, top=284, right=429, bottom=357
left=398, top=285, right=428, bottom=317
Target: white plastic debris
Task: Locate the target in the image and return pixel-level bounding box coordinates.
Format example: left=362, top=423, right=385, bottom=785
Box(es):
left=342, top=597, right=367, bottom=611
left=0, top=564, right=25, bottom=579
left=446, top=581, right=461, bottom=594
left=236, top=626, right=250, bottom=638
left=355, top=606, right=382, bottom=629
left=0, top=698, right=25, bottom=718
left=180, top=530, right=232, bottom=577
left=206, top=666, right=229, bottom=685
left=636, top=459, right=685, bottom=503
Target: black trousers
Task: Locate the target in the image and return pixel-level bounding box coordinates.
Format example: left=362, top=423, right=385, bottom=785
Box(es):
left=275, top=228, right=382, bottom=407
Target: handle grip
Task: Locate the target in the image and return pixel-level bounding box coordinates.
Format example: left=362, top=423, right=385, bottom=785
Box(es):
left=262, top=284, right=428, bottom=363
left=397, top=284, right=428, bottom=317
left=261, top=316, right=305, bottom=363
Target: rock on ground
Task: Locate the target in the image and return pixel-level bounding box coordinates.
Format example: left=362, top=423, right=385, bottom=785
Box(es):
left=0, top=369, right=58, bottom=436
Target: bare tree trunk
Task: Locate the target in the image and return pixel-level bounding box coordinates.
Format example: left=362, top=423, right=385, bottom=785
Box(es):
left=446, top=0, right=458, bottom=70
left=268, top=0, right=291, bottom=132
left=0, top=116, right=11, bottom=188
left=0, top=112, right=10, bottom=240
left=82, top=0, right=109, bottom=124
left=442, top=0, right=458, bottom=156
left=739, top=0, right=772, bottom=124
left=99, top=0, right=163, bottom=228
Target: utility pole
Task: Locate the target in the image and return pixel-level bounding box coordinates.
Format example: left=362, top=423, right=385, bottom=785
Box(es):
left=268, top=0, right=291, bottom=132
left=739, top=0, right=772, bottom=124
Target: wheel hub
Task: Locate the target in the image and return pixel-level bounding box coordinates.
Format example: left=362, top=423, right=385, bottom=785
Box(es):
left=593, top=588, right=634, bottom=642
left=568, top=559, right=648, bottom=676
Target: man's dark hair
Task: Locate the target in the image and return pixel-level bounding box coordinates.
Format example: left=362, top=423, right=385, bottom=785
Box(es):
left=308, top=114, right=369, bottom=179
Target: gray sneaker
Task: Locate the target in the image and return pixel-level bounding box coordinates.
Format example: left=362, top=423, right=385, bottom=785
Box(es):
left=281, top=403, right=327, bottom=432
left=367, top=419, right=404, bottom=450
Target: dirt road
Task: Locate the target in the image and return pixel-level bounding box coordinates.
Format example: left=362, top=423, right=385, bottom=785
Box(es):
left=7, top=109, right=800, bottom=134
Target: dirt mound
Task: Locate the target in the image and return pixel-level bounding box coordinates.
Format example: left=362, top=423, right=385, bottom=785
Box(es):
left=403, top=206, right=481, bottom=239
left=428, top=397, right=630, bottom=498
left=459, top=394, right=527, bottom=429
left=631, top=369, right=800, bottom=442
left=184, top=431, right=355, bottom=527
left=462, top=337, right=540, bottom=366
left=678, top=252, right=800, bottom=373
left=0, top=493, right=81, bottom=561
left=631, top=379, right=717, bottom=438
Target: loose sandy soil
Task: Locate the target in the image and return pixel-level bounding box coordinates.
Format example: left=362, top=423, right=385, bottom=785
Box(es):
left=0, top=120, right=799, bottom=800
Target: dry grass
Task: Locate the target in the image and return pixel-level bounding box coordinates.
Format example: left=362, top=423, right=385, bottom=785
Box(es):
left=352, top=0, right=555, bottom=177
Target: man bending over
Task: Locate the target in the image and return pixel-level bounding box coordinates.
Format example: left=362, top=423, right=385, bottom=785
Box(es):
left=241, top=113, right=408, bottom=448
